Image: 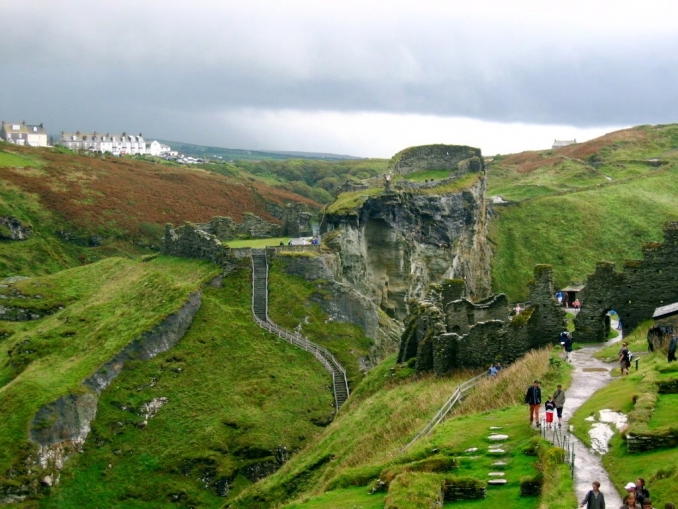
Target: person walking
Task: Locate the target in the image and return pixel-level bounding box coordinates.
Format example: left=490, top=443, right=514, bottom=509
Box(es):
left=525, top=380, right=542, bottom=427
left=580, top=481, right=606, bottom=509
left=563, top=332, right=574, bottom=362
left=621, top=492, right=641, bottom=509
left=544, top=396, right=556, bottom=429
left=553, top=384, right=566, bottom=428
left=619, top=342, right=631, bottom=376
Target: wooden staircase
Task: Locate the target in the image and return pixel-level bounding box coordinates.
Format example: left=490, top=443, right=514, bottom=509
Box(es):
left=250, top=249, right=350, bottom=409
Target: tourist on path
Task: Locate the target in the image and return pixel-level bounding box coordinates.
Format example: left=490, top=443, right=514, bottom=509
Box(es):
left=553, top=384, right=566, bottom=428
left=635, top=478, right=650, bottom=505
left=668, top=335, right=678, bottom=363
left=621, top=491, right=641, bottom=509
left=580, top=481, right=606, bottom=509
left=573, top=298, right=581, bottom=309
left=619, top=342, right=631, bottom=376
left=544, top=396, right=556, bottom=428
left=562, top=332, right=574, bottom=361
left=641, top=500, right=654, bottom=509
left=525, top=380, right=542, bottom=427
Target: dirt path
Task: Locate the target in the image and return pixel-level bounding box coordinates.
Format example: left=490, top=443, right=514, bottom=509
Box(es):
left=545, top=321, right=623, bottom=507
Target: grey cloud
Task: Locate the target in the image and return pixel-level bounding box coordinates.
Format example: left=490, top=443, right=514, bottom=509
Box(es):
left=2, top=1, right=677, bottom=149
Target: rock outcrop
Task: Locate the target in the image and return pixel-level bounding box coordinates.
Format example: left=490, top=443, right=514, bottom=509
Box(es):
left=0, top=217, right=32, bottom=240
left=0, top=293, right=203, bottom=502
left=322, top=144, right=491, bottom=322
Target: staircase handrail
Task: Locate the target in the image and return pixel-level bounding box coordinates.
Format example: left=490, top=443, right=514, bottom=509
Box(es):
left=250, top=249, right=350, bottom=407
left=400, top=371, right=488, bottom=453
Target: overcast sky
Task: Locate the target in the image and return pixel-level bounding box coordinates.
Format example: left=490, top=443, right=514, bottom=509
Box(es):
left=2, top=1, right=677, bottom=158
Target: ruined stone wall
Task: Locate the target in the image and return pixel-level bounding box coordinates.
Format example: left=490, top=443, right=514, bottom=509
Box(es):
left=399, top=266, right=564, bottom=374
left=444, top=294, right=509, bottom=335
left=282, top=203, right=314, bottom=237
left=163, top=223, right=235, bottom=269
left=200, top=214, right=282, bottom=241
left=574, top=222, right=678, bottom=342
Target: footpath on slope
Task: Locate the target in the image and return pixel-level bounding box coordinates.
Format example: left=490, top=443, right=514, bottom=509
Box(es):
left=250, top=249, right=350, bottom=409
left=543, top=319, right=623, bottom=508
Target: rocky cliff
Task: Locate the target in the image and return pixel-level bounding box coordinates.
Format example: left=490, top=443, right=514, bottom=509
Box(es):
left=321, top=145, right=492, bottom=323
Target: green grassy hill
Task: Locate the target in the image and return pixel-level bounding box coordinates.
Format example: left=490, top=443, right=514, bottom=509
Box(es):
left=488, top=124, right=678, bottom=300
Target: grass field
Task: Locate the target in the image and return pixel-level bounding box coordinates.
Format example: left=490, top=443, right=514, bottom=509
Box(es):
left=229, top=348, right=575, bottom=508
left=488, top=125, right=678, bottom=301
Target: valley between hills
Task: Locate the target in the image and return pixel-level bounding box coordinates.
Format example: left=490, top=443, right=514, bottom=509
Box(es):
left=1, top=124, right=678, bottom=508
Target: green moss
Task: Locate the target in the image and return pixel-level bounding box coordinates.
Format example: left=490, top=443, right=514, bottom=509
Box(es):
left=326, top=188, right=383, bottom=215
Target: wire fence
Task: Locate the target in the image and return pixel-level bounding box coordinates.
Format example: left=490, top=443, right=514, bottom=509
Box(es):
left=539, top=418, right=576, bottom=479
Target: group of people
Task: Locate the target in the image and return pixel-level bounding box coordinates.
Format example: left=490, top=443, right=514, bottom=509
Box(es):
left=524, top=380, right=566, bottom=428
left=487, top=362, right=503, bottom=376
left=580, top=478, right=673, bottom=509
left=555, top=291, right=581, bottom=309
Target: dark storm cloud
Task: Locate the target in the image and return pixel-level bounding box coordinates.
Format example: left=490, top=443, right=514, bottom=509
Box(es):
left=1, top=1, right=677, bottom=151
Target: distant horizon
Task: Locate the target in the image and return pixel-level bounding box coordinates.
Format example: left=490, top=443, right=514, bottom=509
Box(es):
left=4, top=2, right=671, bottom=159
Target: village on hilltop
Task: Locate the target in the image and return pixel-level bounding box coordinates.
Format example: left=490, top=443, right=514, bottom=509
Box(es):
left=0, top=120, right=207, bottom=164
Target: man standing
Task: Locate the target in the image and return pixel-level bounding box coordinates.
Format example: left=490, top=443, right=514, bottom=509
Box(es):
left=580, top=481, right=606, bottom=509
left=525, top=380, right=542, bottom=427
left=553, top=384, right=566, bottom=428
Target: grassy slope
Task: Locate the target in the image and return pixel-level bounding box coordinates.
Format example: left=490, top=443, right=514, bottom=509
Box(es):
left=0, top=143, right=321, bottom=278
left=0, top=256, right=218, bottom=479
left=229, top=349, right=575, bottom=509
left=42, top=265, right=337, bottom=508
left=488, top=124, right=678, bottom=300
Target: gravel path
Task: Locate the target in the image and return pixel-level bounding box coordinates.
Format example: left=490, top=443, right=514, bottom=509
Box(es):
left=544, top=319, right=623, bottom=507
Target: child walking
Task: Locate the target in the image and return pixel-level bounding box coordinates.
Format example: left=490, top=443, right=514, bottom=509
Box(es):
left=545, top=396, right=556, bottom=429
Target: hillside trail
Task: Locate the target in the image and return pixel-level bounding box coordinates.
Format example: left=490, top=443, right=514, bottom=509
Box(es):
left=546, top=315, right=623, bottom=507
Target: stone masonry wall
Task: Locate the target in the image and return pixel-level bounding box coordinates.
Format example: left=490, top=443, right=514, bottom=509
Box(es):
left=574, top=222, right=678, bottom=342
left=400, top=265, right=565, bottom=374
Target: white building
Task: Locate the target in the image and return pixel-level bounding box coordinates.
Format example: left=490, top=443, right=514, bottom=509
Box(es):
left=57, top=131, right=146, bottom=155
left=146, top=140, right=173, bottom=157
left=1, top=121, right=48, bottom=147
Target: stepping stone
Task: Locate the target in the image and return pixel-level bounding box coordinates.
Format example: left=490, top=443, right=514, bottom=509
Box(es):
left=488, top=479, right=508, bottom=485
left=488, top=434, right=509, bottom=441
left=488, top=472, right=505, bottom=476
left=465, top=447, right=479, bottom=453
left=492, top=461, right=508, bottom=466
left=488, top=448, right=506, bottom=454
left=468, top=455, right=480, bottom=459
left=490, top=426, right=503, bottom=430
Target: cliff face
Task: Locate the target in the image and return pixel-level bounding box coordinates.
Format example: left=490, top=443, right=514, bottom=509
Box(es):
left=322, top=145, right=492, bottom=322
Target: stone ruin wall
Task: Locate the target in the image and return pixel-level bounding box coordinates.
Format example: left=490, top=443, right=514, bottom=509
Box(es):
left=574, top=221, right=678, bottom=342
left=398, top=266, right=565, bottom=374
left=194, top=203, right=315, bottom=242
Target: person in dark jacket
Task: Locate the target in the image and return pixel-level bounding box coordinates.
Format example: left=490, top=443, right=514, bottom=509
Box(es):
left=580, top=481, right=606, bottom=509
left=525, top=380, right=542, bottom=426
left=635, top=478, right=650, bottom=505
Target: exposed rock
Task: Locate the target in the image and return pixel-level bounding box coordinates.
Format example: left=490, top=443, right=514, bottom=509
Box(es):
left=22, top=292, right=201, bottom=489
left=0, top=216, right=32, bottom=240
left=163, top=223, right=236, bottom=270
left=322, top=144, right=491, bottom=323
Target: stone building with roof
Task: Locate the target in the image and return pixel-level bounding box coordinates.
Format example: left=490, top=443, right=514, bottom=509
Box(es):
left=1, top=121, right=48, bottom=147
left=552, top=139, right=577, bottom=149
left=57, top=131, right=146, bottom=155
